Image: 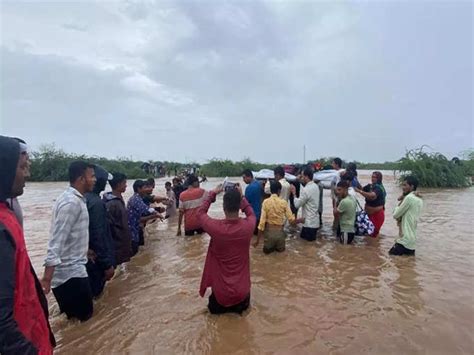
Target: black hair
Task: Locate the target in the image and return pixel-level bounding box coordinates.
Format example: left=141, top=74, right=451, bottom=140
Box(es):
left=346, top=162, right=358, bottom=176
left=404, top=175, right=419, bottom=191
left=337, top=180, right=350, bottom=188
left=303, top=167, right=314, bottom=180
left=332, top=157, right=342, bottom=169
left=109, top=172, right=127, bottom=189
left=274, top=166, right=285, bottom=178
left=223, top=189, right=241, bottom=213
left=133, top=180, right=146, bottom=193
left=270, top=181, right=282, bottom=194
left=242, top=169, right=253, bottom=178
left=341, top=170, right=356, bottom=182
left=147, top=178, right=155, bottom=185
left=12, top=137, right=27, bottom=144
left=165, top=181, right=172, bottom=187
left=69, top=161, right=94, bottom=184
left=187, top=174, right=199, bottom=186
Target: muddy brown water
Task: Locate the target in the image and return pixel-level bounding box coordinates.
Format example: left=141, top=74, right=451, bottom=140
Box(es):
left=19, top=171, right=474, bottom=354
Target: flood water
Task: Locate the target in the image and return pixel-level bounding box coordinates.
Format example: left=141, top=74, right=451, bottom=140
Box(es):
left=19, top=171, right=474, bottom=354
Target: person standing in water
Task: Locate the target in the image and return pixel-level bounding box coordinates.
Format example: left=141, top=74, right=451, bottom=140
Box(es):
left=356, top=171, right=386, bottom=237
left=390, top=176, right=423, bottom=256
left=197, top=184, right=255, bottom=314
left=334, top=180, right=357, bottom=245
left=177, top=175, right=207, bottom=236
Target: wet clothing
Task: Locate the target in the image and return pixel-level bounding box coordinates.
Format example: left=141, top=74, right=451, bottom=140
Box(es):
left=85, top=192, right=115, bottom=297
left=198, top=192, right=255, bottom=308
left=393, top=192, right=423, bottom=251
left=172, top=185, right=185, bottom=208
left=103, top=192, right=133, bottom=265
left=264, top=178, right=291, bottom=202
left=165, top=189, right=177, bottom=218
left=300, top=227, right=318, bottom=241
left=362, top=183, right=386, bottom=208
left=208, top=293, right=250, bottom=315
left=337, top=226, right=355, bottom=245
left=389, top=243, right=415, bottom=256
left=337, top=196, right=357, bottom=233
left=45, top=187, right=89, bottom=289
left=244, top=180, right=263, bottom=220
left=184, top=228, right=204, bottom=236
left=263, top=228, right=286, bottom=254
left=52, top=277, right=93, bottom=321
left=127, top=193, right=153, bottom=243
left=0, top=205, right=56, bottom=355
left=179, top=187, right=208, bottom=233
left=294, top=181, right=320, bottom=229
left=368, top=209, right=385, bottom=237
left=258, top=194, right=295, bottom=231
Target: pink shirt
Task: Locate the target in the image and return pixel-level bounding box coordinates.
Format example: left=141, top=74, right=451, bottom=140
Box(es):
left=198, top=191, right=256, bottom=307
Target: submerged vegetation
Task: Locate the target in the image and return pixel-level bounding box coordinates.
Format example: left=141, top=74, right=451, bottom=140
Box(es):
left=28, top=144, right=473, bottom=188
left=398, top=147, right=473, bottom=188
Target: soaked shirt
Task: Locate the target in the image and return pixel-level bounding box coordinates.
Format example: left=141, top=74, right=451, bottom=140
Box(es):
left=393, top=192, right=423, bottom=250
left=179, top=188, right=208, bottom=231
left=127, top=193, right=152, bottom=243
left=198, top=191, right=255, bottom=307
left=44, top=187, right=89, bottom=288
left=258, top=194, right=295, bottom=231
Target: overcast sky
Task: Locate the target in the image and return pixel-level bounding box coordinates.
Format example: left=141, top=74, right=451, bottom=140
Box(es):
left=1, top=0, right=472, bottom=164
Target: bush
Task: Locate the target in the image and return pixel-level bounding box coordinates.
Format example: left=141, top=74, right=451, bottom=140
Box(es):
left=397, top=147, right=472, bottom=188
left=199, top=158, right=273, bottom=177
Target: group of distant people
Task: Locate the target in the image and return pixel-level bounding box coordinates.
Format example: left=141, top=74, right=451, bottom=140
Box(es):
left=0, top=134, right=423, bottom=354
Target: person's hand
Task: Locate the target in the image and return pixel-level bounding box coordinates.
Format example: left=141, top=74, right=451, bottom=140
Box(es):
left=355, top=188, right=362, bottom=194
left=87, top=249, right=97, bottom=262
left=253, top=240, right=259, bottom=248
left=177, top=228, right=182, bottom=236
left=333, top=207, right=338, bottom=217
left=41, top=278, right=51, bottom=295
left=290, top=185, right=296, bottom=195
left=213, top=184, right=223, bottom=195
left=104, top=267, right=115, bottom=281
left=235, top=183, right=243, bottom=196
left=398, top=194, right=404, bottom=202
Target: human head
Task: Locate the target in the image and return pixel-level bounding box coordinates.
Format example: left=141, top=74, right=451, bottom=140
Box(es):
left=274, top=166, right=285, bottom=180
left=371, top=171, right=383, bottom=185
left=0, top=136, right=29, bottom=201
left=332, top=158, right=342, bottom=170
left=143, top=180, right=154, bottom=195
left=242, top=169, right=254, bottom=184
left=69, top=161, right=96, bottom=194
left=133, top=180, right=146, bottom=195
left=301, top=167, right=314, bottom=184
left=270, top=181, right=282, bottom=195
left=93, top=165, right=111, bottom=194
left=172, top=177, right=180, bottom=186
left=336, top=180, right=349, bottom=199
left=223, top=189, right=241, bottom=215
left=110, top=172, right=127, bottom=193
left=346, top=162, right=358, bottom=175
left=147, top=178, right=155, bottom=189
left=402, top=175, right=419, bottom=195
left=165, top=181, right=172, bottom=191
left=187, top=174, right=199, bottom=188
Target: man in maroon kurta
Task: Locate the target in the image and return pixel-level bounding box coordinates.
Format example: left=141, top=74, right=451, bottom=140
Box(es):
left=197, top=184, right=256, bottom=314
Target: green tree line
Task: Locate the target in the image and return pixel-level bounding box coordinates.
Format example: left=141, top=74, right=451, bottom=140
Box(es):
left=28, top=144, right=473, bottom=188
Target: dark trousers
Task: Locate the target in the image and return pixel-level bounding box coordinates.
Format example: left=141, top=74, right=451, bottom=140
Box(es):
left=185, top=228, right=204, bottom=236
left=131, top=240, right=139, bottom=257
left=254, top=218, right=260, bottom=236
left=86, top=261, right=106, bottom=298
left=389, top=243, right=415, bottom=256
left=208, top=293, right=250, bottom=315
left=138, top=228, right=145, bottom=246
left=337, top=226, right=355, bottom=245
left=52, top=277, right=93, bottom=322
left=300, top=227, right=318, bottom=241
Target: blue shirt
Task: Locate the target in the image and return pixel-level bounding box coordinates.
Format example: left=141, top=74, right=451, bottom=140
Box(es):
left=127, top=193, right=151, bottom=242
left=245, top=180, right=263, bottom=219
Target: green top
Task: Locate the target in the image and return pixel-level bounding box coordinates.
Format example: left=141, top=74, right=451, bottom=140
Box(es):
left=393, top=192, right=423, bottom=250
left=338, top=195, right=357, bottom=233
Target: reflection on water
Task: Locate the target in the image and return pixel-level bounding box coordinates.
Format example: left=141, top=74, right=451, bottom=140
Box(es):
left=19, top=172, right=474, bottom=354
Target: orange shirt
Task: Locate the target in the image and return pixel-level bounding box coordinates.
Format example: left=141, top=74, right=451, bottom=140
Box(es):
left=179, top=188, right=208, bottom=231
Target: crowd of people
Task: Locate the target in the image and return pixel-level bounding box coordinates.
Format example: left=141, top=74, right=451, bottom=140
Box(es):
left=0, top=135, right=423, bottom=354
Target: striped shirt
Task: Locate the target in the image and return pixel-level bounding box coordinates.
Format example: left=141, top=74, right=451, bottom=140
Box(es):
left=44, top=187, right=89, bottom=288
left=179, top=188, right=208, bottom=231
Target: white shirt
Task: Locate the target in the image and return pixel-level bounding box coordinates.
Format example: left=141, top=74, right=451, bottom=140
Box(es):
left=264, top=178, right=291, bottom=202
left=294, top=181, right=320, bottom=228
